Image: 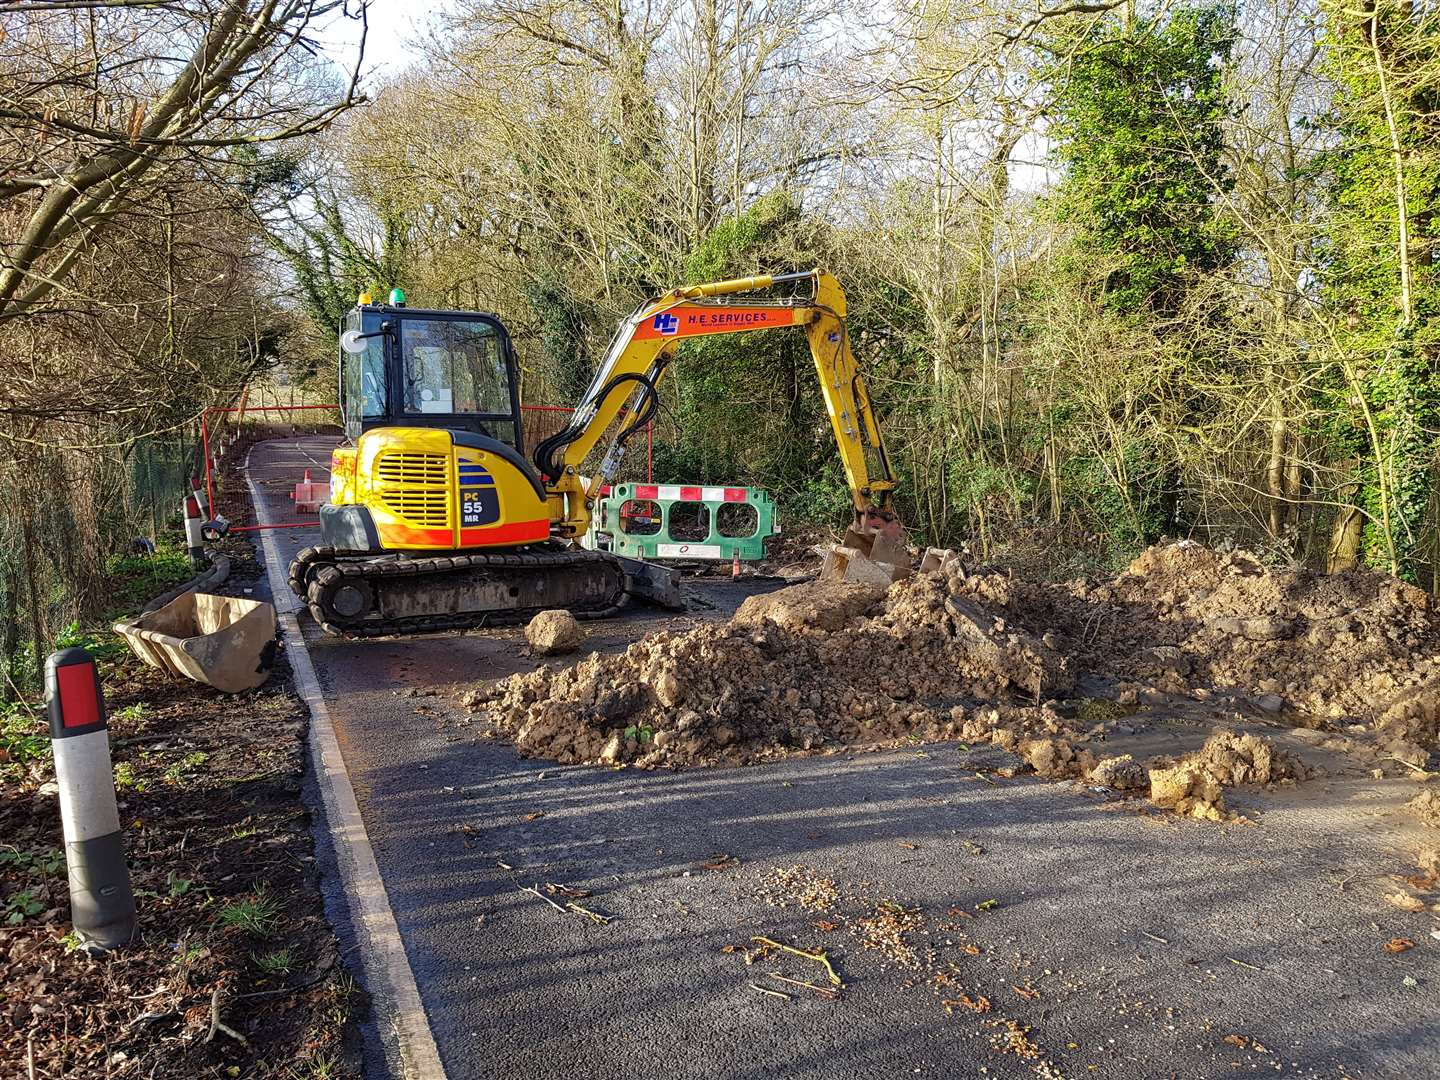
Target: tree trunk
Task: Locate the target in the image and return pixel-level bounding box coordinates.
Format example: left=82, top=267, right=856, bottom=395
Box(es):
left=22, top=513, right=45, bottom=683
left=1328, top=474, right=1364, bottom=572
left=1267, top=413, right=1287, bottom=538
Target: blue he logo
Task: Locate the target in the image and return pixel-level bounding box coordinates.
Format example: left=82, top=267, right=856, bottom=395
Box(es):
left=653, top=313, right=679, bottom=335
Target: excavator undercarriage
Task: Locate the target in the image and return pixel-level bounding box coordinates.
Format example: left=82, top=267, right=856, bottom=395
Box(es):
left=288, top=545, right=628, bottom=637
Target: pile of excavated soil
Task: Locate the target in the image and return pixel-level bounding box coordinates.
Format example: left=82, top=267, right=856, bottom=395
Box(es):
left=468, top=576, right=1072, bottom=767
left=958, top=542, right=1440, bottom=739
left=1145, top=731, right=1308, bottom=821
left=1409, top=790, right=1440, bottom=829
left=466, top=541, right=1440, bottom=777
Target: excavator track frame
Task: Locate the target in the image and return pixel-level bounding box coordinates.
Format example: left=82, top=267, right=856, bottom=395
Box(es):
left=288, top=545, right=627, bottom=637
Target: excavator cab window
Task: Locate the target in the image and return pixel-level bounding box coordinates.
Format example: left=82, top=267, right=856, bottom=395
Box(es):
left=340, top=304, right=525, bottom=449
left=400, top=319, right=509, bottom=417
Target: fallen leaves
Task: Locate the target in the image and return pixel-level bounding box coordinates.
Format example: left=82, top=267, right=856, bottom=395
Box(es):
left=522, top=811, right=545, bottom=822
left=943, top=994, right=992, bottom=1014
left=1386, top=892, right=1427, bottom=913
left=1384, top=938, right=1416, bottom=954
left=701, top=853, right=739, bottom=872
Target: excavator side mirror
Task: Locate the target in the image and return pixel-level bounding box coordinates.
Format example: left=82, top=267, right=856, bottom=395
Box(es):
left=340, top=321, right=395, bottom=355
left=339, top=330, right=368, bottom=354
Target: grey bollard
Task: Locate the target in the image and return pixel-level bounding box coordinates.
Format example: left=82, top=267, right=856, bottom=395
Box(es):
left=46, top=648, right=137, bottom=953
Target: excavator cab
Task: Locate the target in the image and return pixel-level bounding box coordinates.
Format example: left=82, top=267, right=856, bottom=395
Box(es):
left=337, top=294, right=525, bottom=449
left=320, top=292, right=555, bottom=563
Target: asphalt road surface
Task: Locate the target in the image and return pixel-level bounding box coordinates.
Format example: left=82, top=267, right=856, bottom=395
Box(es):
left=246, top=436, right=1438, bottom=1080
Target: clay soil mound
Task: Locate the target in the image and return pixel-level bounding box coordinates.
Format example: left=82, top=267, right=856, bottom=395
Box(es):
left=468, top=541, right=1440, bottom=770
left=471, top=575, right=1071, bottom=767
left=960, top=542, right=1440, bottom=734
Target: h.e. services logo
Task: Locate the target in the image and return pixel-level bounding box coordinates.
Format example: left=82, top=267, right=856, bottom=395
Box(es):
left=652, top=312, right=679, bottom=335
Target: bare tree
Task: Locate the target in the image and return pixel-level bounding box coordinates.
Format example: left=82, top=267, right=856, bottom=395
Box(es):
left=0, top=0, right=368, bottom=321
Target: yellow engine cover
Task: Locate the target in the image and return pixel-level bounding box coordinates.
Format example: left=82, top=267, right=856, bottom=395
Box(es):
left=330, top=428, right=551, bottom=551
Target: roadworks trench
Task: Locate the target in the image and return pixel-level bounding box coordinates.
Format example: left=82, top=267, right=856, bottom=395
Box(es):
left=460, top=540, right=1440, bottom=844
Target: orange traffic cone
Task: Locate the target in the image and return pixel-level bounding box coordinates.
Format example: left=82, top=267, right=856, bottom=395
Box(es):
left=731, top=550, right=741, bottom=580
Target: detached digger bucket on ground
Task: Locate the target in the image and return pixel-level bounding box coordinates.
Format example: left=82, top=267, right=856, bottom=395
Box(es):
left=115, top=593, right=277, bottom=693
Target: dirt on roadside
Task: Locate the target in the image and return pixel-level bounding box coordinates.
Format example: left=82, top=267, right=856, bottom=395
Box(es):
left=464, top=540, right=1440, bottom=825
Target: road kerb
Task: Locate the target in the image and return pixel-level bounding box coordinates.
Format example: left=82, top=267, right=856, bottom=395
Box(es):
left=245, top=444, right=447, bottom=1079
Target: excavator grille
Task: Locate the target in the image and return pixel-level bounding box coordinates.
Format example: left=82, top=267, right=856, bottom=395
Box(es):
left=375, top=452, right=449, bottom=528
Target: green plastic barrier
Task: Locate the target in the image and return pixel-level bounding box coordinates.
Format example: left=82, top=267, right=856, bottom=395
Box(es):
left=587, top=483, right=780, bottom=561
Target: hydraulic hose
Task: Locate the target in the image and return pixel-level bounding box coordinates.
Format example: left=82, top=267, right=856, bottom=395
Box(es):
left=533, top=367, right=665, bottom=482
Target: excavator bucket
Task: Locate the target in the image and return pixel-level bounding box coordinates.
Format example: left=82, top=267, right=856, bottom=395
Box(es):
left=114, top=592, right=276, bottom=693
left=819, top=522, right=912, bottom=586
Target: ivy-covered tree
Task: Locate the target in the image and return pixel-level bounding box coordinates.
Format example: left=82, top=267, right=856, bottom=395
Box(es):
left=1042, top=2, right=1238, bottom=544
left=524, top=271, right=594, bottom=404
left=1318, top=0, right=1440, bottom=578
left=263, top=185, right=412, bottom=341
left=1048, top=2, right=1238, bottom=318
left=658, top=191, right=831, bottom=495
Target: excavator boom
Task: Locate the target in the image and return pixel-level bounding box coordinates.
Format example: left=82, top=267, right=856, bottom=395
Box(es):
left=533, top=270, right=895, bottom=540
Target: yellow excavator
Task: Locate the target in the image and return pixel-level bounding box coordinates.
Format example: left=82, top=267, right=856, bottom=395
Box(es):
left=289, top=269, right=897, bottom=636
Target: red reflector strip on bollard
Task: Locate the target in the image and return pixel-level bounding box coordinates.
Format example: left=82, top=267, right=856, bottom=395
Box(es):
left=56, top=662, right=102, bottom=729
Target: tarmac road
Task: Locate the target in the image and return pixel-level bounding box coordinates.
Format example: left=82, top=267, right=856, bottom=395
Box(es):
left=245, top=436, right=1438, bottom=1080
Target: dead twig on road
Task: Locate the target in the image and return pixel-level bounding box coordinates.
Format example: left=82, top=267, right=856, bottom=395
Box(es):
left=1226, top=955, right=1262, bottom=972
left=749, top=982, right=792, bottom=1000
left=564, top=900, right=611, bottom=925
left=766, top=971, right=841, bottom=1000
left=519, top=884, right=567, bottom=913
left=752, top=937, right=843, bottom=987
left=519, top=884, right=612, bottom=925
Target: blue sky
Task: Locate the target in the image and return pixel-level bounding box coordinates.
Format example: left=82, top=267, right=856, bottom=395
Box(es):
left=319, top=0, right=451, bottom=81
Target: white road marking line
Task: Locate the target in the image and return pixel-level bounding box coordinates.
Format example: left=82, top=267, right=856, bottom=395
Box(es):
left=245, top=442, right=448, bottom=1080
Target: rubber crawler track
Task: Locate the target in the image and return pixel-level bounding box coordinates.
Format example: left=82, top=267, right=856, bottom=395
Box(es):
left=289, top=545, right=628, bottom=637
